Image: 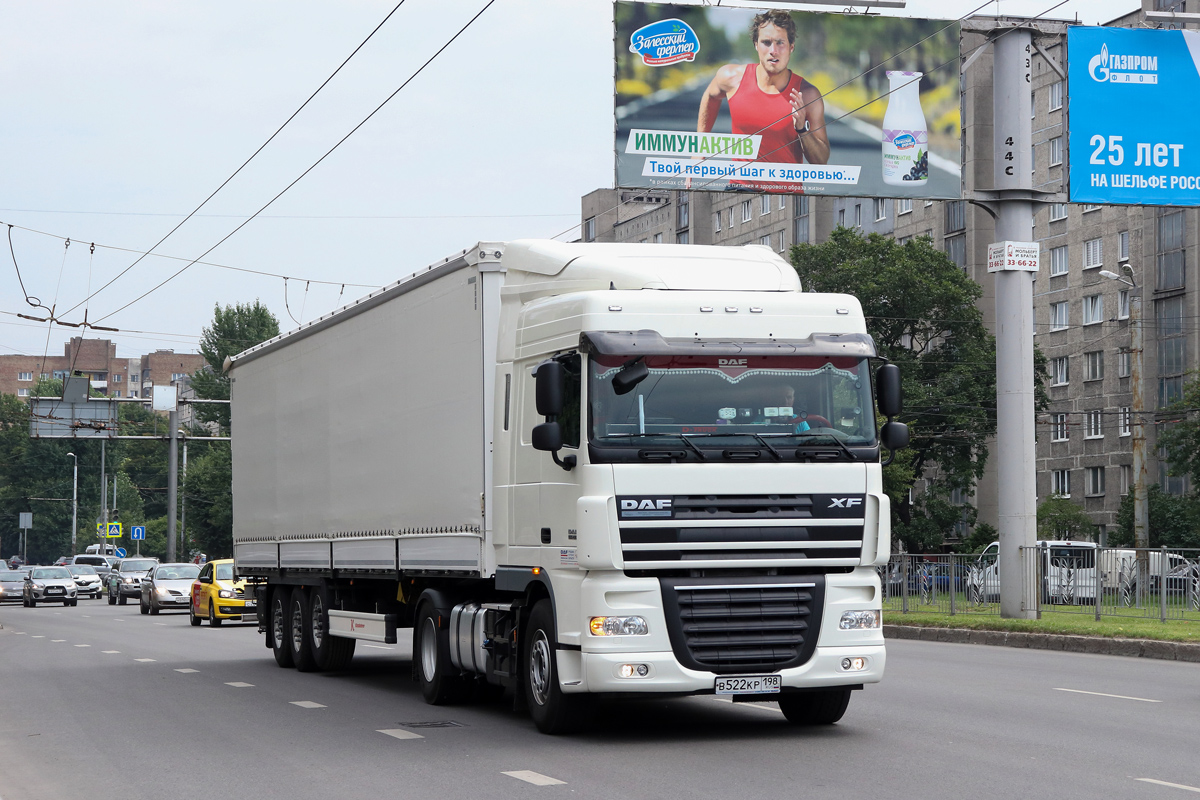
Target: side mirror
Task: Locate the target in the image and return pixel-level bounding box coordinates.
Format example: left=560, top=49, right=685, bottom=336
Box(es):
left=534, top=361, right=564, bottom=417
left=876, top=364, right=902, bottom=418
left=881, top=420, right=909, bottom=452
left=532, top=421, right=562, bottom=452
left=612, top=359, right=649, bottom=396
left=200, top=575, right=212, bottom=584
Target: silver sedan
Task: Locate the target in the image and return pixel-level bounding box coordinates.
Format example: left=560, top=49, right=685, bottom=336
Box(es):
left=23, top=567, right=79, bottom=607
left=0, top=570, right=25, bottom=603
left=140, top=563, right=201, bottom=615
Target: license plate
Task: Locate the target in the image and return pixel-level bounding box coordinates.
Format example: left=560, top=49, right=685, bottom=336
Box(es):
left=244, top=600, right=256, bottom=609
left=715, top=674, right=781, bottom=695
left=47, top=588, right=63, bottom=594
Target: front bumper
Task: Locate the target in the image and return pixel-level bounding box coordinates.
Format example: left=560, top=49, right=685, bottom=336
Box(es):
left=152, top=593, right=191, bottom=606
left=214, top=600, right=257, bottom=618
left=31, top=588, right=77, bottom=601
left=115, top=582, right=142, bottom=597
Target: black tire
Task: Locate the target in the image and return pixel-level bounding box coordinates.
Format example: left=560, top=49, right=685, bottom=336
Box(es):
left=67, top=599, right=77, bottom=607
left=140, top=598, right=149, bottom=615
left=107, top=590, right=116, bottom=605
left=208, top=600, right=223, bottom=627
left=118, top=594, right=127, bottom=606
left=414, top=601, right=469, bottom=705
left=289, top=586, right=317, bottom=672
left=189, top=600, right=202, bottom=627
left=22, top=595, right=29, bottom=607
left=270, top=587, right=294, bottom=668
left=777, top=689, right=852, bottom=725
left=29, top=597, right=37, bottom=608
left=149, top=600, right=159, bottom=616
left=524, top=600, right=590, bottom=734
left=308, top=584, right=355, bottom=671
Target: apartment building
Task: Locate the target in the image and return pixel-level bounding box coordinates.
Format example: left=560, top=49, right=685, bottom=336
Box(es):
left=0, top=338, right=205, bottom=402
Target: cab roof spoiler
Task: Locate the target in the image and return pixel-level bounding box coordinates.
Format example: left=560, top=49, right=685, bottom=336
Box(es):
left=579, top=329, right=876, bottom=358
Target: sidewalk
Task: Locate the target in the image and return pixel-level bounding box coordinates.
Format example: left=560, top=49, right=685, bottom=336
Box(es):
left=886, top=624, right=1200, bottom=662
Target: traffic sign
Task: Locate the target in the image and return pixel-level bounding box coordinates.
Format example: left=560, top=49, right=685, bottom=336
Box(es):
left=19, top=512, right=32, bottom=529
left=115, top=547, right=127, bottom=558
left=105, top=522, right=122, bottom=538
left=130, top=525, right=146, bottom=541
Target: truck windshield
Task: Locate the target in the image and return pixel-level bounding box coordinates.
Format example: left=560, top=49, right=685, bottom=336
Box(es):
left=589, top=353, right=877, bottom=449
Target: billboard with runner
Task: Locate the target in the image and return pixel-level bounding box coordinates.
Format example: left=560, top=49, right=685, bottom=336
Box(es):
left=1069, top=26, right=1200, bottom=206
left=614, top=3, right=961, bottom=198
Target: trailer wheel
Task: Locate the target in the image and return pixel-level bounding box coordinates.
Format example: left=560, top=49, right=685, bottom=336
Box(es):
left=289, top=586, right=317, bottom=672
left=309, top=585, right=355, bottom=671
left=524, top=600, right=590, bottom=734
left=777, top=689, right=852, bottom=725
left=414, top=602, right=468, bottom=705
left=270, top=587, right=294, bottom=668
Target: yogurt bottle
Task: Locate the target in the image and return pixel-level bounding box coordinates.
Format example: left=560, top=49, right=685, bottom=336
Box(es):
left=882, top=70, right=929, bottom=186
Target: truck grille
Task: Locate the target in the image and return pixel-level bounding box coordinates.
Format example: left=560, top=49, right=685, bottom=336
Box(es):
left=659, top=576, right=824, bottom=674
left=671, top=495, right=816, bottom=520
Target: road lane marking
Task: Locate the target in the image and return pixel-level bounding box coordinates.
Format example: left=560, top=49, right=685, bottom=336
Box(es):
left=363, top=644, right=394, bottom=650
left=175, top=668, right=199, bottom=673
left=225, top=682, right=254, bottom=688
left=378, top=729, right=424, bottom=740
left=31, top=635, right=44, bottom=639
left=503, top=771, right=566, bottom=786
left=134, top=658, right=156, bottom=663
left=711, top=697, right=782, bottom=714
left=51, top=639, right=65, bottom=642
left=1136, top=778, right=1200, bottom=793
left=290, top=701, right=326, bottom=709
left=13, top=632, right=26, bottom=635
left=1054, top=688, right=1161, bottom=703
left=74, top=644, right=90, bottom=648
left=102, top=650, right=120, bottom=654
left=154, top=623, right=166, bottom=626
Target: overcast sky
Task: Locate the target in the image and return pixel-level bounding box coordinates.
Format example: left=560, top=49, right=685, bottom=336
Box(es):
left=0, top=0, right=1139, bottom=359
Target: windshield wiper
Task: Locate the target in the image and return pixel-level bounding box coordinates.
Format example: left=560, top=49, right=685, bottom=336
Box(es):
left=675, top=431, right=782, bottom=461
left=795, top=430, right=856, bottom=460
left=604, top=433, right=706, bottom=460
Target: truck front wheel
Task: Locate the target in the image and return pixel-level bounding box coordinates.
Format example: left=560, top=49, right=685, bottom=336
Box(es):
left=777, top=688, right=852, bottom=725
left=414, top=602, right=467, bottom=705
left=524, top=600, right=590, bottom=735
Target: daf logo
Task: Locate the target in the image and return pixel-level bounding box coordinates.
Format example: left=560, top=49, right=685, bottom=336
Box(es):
left=621, top=499, right=673, bottom=511
left=719, top=358, right=748, bottom=367
left=828, top=497, right=863, bottom=508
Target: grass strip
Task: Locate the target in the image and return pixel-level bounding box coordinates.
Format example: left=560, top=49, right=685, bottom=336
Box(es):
left=885, top=610, right=1200, bottom=643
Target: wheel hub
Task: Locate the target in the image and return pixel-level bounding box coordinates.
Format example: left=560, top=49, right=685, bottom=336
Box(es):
left=529, top=630, right=552, bottom=706
left=420, top=617, right=438, bottom=682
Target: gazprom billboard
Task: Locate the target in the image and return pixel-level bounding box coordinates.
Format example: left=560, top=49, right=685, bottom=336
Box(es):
left=614, top=3, right=961, bottom=199
left=1069, top=26, right=1200, bottom=205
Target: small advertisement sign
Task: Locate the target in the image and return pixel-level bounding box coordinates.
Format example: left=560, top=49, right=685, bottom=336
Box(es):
left=987, top=241, right=1041, bottom=273
left=1069, top=26, right=1200, bottom=205
left=614, top=3, right=961, bottom=198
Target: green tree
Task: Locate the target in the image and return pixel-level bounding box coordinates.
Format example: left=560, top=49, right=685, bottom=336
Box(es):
left=1037, top=495, right=1096, bottom=541
left=190, top=301, right=280, bottom=432
left=1158, top=375, right=1200, bottom=486
left=183, top=444, right=234, bottom=558
left=791, top=229, right=1046, bottom=551
left=1112, top=485, right=1200, bottom=548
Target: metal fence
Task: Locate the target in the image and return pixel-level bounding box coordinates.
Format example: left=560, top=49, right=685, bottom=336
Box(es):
left=877, top=546, right=1200, bottom=621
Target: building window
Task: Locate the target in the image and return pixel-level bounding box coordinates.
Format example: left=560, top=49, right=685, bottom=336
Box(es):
left=898, top=235, right=912, bottom=245
left=1050, top=302, right=1068, bottom=331
left=946, top=234, right=966, bottom=269
left=1118, top=347, right=1131, bottom=378
left=760, top=195, right=770, bottom=216
left=778, top=232, right=786, bottom=253
left=1118, top=290, right=1130, bottom=320
left=837, top=208, right=846, bottom=227
left=1049, top=246, right=1068, bottom=276
left=1118, top=230, right=1129, bottom=261
left=1086, top=466, right=1106, bottom=496
left=759, top=234, right=772, bottom=247
left=742, top=200, right=753, bottom=223
left=1049, top=136, right=1063, bottom=166
left=1158, top=295, right=1185, bottom=405
left=171, top=373, right=188, bottom=382
left=17, top=388, right=30, bottom=397
left=129, top=389, right=138, bottom=398
left=678, top=194, right=690, bottom=228
left=793, top=196, right=809, bottom=244
left=728, top=208, right=734, bottom=228
left=54, top=370, right=69, bottom=380
left=1086, top=409, right=1104, bottom=439
left=1121, top=464, right=1133, bottom=495
left=1049, top=80, right=1064, bottom=111
left=897, top=198, right=912, bottom=215
left=1049, top=203, right=1068, bottom=221
left=1051, top=356, right=1069, bottom=386
left=778, top=195, right=786, bottom=211
left=1119, top=407, right=1132, bottom=436
left=112, top=374, right=122, bottom=383
left=1083, top=238, right=1103, bottom=269
left=1158, top=210, right=1185, bottom=290
left=653, top=232, right=663, bottom=244
left=677, top=230, right=689, bottom=245
left=1084, top=350, right=1105, bottom=381
left=1082, top=294, right=1104, bottom=325
left=854, top=203, right=862, bottom=227
left=873, top=198, right=886, bottom=222
left=112, top=390, right=121, bottom=398
left=1051, top=413, right=1069, bottom=441
left=945, top=200, right=965, bottom=233
left=1052, top=469, right=1070, bottom=496
left=1082, top=204, right=1101, bottom=213
left=39, top=373, right=49, bottom=380
left=713, top=212, right=721, bottom=233
left=584, top=217, right=596, bottom=242
left=17, top=372, right=33, bottom=381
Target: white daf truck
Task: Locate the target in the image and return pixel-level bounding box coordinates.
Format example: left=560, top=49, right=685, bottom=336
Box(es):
left=228, top=240, right=907, bottom=733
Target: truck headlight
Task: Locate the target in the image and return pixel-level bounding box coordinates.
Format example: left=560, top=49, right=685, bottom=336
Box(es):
left=590, top=616, right=649, bottom=636
left=839, top=610, right=881, bottom=630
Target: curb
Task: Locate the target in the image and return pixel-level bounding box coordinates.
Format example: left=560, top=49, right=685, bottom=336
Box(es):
left=884, top=624, right=1200, bottom=662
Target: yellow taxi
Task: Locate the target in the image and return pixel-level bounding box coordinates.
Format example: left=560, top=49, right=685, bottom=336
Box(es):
left=189, top=559, right=256, bottom=626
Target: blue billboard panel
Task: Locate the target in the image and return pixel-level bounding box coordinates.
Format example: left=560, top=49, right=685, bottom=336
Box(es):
left=1069, top=26, right=1200, bottom=206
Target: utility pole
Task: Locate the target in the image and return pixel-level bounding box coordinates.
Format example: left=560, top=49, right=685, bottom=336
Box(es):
left=67, top=453, right=78, bottom=555
left=100, top=439, right=108, bottom=554
left=167, top=410, right=179, bottom=562
left=180, top=433, right=188, bottom=563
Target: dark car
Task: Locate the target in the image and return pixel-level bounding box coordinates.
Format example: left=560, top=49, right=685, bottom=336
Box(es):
left=106, top=557, right=159, bottom=605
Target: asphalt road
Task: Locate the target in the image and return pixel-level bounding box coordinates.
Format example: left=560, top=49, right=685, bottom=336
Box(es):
left=2, top=599, right=1199, bottom=800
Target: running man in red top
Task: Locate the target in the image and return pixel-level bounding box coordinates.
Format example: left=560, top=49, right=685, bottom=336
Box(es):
left=697, top=10, right=829, bottom=166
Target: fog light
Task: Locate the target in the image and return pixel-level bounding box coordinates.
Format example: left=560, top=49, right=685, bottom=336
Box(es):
left=840, top=657, right=868, bottom=672
left=590, top=616, right=649, bottom=636
left=618, top=663, right=650, bottom=678
left=839, top=610, right=881, bottom=630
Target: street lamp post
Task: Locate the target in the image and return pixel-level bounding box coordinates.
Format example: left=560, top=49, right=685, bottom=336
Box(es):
left=1100, top=264, right=1148, bottom=604
left=67, top=452, right=78, bottom=556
